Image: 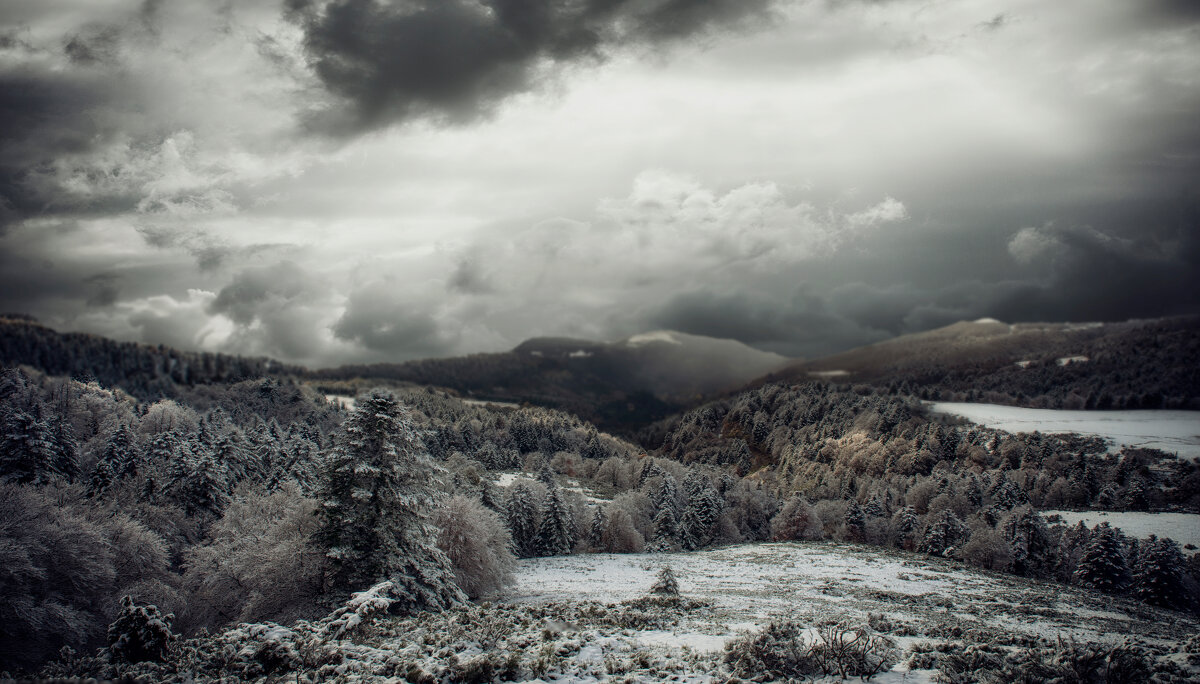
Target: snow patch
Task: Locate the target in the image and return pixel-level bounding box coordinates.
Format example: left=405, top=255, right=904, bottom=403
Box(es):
left=973, top=317, right=1003, bottom=325
left=568, top=350, right=594, bottom=358
left=1056, top=355, right=1089, bottom=366
left=325, top=395, right=357, bottom=410
left=626, top=331, right=682, bottom=346
left=1043, top=511, right=1200, bottom=554
left=810, top=370, right=849, bottom=378
left=929, top=402, right=1200, bottom=459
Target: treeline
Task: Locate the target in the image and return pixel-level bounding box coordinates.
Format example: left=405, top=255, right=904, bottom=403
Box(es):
left=0, top=318, right=303, bottom=401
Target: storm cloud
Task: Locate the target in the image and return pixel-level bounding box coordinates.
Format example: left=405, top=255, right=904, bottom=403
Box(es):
left=1, top=0, right=1198, bottom=366
left=286, top=0, right=777, bottom=132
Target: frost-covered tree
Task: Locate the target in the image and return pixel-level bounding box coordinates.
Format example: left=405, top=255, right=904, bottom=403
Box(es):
left=0, top=407, right=62, bottom=484
left=536, top=483, right=574, bottom=557
left=171, top=445, right=229, bottom=517
left=433, top=495, right=515, bottom=599
left=843, top=501, right=866, bottom=543
left=1001, top=506, right=1051, bottom=578
left=314, top=389, right=464, bottom=612
left=920, top=510, right=968, bottom=557
left=649, top=504, right=680, bottom=552
left=1073, top=523, right=1129, bottom=595
left=650, top=565, right=679, bottom=596
left=680, top=473, right=721, bottom=551
left=107, top=596, right=177, bottom=664
left=771, top=495, right=820, bottom=541
left=505, top=481, right=541, bottom=558
left=1132, top=536, right=1186, bottom=608
left=589, top=505, right=607, bottom=551
left=891, top=506, right=919, bottom=551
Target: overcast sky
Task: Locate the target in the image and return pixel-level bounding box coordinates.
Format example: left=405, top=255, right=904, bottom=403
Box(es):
left=1, top=0, right=1198, bottom=367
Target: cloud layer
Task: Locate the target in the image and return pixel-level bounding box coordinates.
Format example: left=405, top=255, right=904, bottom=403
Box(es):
left=0, top=0, right=1197, bottom=366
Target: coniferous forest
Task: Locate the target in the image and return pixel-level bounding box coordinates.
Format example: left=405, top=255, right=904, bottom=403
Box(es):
left=2, top=319, right=1199, bottom=680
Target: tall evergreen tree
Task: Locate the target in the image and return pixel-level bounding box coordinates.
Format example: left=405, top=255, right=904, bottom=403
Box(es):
left=314, top=389, right=464, bottom=611
left=679, top=474, right=721, bottom=551
left=1132, top=536, right=1187, bottom=608
left=920, top=510, right=968, bottom=557
left=1074, top=523, right=1129, bottom=595
left=589, top=506, right=607, bottom=551
left=536, top=483, right=574, bottom=557
left=505, top=481, right=541, bottom=558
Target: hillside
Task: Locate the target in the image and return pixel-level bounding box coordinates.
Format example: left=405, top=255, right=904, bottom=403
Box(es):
left=0, top=317, right=301, bottom=399
left=312, top=330, right=793, bottom=434
left=757, top=316, right=1200, bottom=410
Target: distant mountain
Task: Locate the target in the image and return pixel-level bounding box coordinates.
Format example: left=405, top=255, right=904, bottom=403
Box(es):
left=312, top=330, right=794, bottom=433
left=754, top=315, right=1200, bottom=410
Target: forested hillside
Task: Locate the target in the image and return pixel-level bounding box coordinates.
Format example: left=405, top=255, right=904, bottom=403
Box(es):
left=0, top=317, right=301, bottom=400
left=761, top=316, right=1200, bottom=410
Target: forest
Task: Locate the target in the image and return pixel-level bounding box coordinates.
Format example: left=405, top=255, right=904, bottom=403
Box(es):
left=2, top=339, right=1198, bottom=678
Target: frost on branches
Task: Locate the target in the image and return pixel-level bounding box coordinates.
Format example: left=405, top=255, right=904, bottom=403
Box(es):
left=314, top=389, right=464, bottom=613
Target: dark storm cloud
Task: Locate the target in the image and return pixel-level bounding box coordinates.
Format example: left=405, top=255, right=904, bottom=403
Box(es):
left=209, top=260, right=323, bottom=325
left=286, top=0, right=777, bottom=132
left=83, top=274, right=120, bottom=308
left=333, top=281, right=454, bottom=357
left=0, top=69, right=126, bottom=232
left=648, top=288, right=891, bottom=359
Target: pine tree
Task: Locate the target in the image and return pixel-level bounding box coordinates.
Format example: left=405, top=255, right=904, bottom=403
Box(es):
left=1074, top=524, right=1129, bottom=595
left=1132, top=536, right=1186, bottom=608
left=589, top=506, right=607, bottom=551
left=1001, top=506, right=1050, bottom=578
left=173, top=444, right=229, bottom=517
left=892, top=506, right=919, bottom=551
left=650, top=566, right=679, bottom=596
left=505, top=481, right=541, bottom=558
left=920, top=510, right=968, bottom=557
left=0, top=408, right=60, bottom=484
left=679, top=474, right=721, bottom=551
left=315, top=389, right=465, bottom=611
left=99, top=424, right=138, bottom=479
left=649, top=504, right=680, bottom=552
left=843, top=501, right=866, bottom=542
left=535, top=484, right=574, bottom=557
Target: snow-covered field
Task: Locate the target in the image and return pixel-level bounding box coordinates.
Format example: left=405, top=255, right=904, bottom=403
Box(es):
left=929, top=402, right=1200, bottom=459
left=324, top=394, right=357, bottom=410
left=1043, top=511, right=1200, bottom=553
left=495, top=542, right=1197, bottom=682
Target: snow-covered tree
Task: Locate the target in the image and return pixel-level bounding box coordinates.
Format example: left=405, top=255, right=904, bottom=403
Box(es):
left=680, top=473, right=721, bottom=551
left=649, top=504, right=680, bottom=552
left=505, top=480, right=541, bottom=558
left=1073, top=523, right=1129, bottom=595
left=535, top=483, right=574, bottom=557
left=920, top=510, right=968, bottom=557
left=1132, top=536, right=1186, bottom=608
left=1000, top=506, right=1051, bottom=578
left=433, top=495, right=515, bottom=599
left=589, top=506, right=607, bottom=551
left=843, top=500, right=866, bottom=543
left=891, top=506, right=919, bottom=551
left=650, top=565, right=679, bottom=596
left=771, top=495, right=820, bottom=541
left=314, top=389, right=464, bottom=612
left=107, top=596, right=177, bottom=664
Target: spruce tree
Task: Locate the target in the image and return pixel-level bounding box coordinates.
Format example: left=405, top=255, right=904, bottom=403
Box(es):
left=843, top=501, right=866, bottom=542
left=505, top=481, right=541, bottom=558
left=920, top=510, right=968, bottom=557
left=1132, top=536, right=1186, bottom=608
left=1074, top=524, right=1129, bottom=595
left=315, top=389, right=465, bottom=611
left=892, top=506, right=919, bottom=551
left=589, top=506, right=607, bottom=551
left=679, top=474, right=721, bottom=551
left=536, top=483, right=574, bottom=557
left=649, top=504, right=680, bottom=552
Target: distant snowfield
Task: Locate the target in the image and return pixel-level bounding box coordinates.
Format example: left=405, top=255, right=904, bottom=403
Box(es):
left=930, top=402, right=1200, bottom=459
left=1042, top=511, right=1200, bottom=553
left=505, top=542, right=1195, bottom=661
left=324, top=394, right=357, bottom=410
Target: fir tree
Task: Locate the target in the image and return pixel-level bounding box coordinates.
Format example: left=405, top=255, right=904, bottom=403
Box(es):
left=505, top=481, right=541, bottom=559
left=1001, top=506, right=1051, bottom=578
left=99, top=424, right=138, bottom=479
left=0, top=408, right=60, bottom=484
left=535, top=483, right=574, bottom=557
left=892, top=506, right=919, bottom=551
left=649, top=504, right=680, bottom=552
left=843, top=501, right=866, bottom=542
left=650, top=565, right=679, bottom=596
left=589, top=506, right=607, bottom=551
left=314, top=389, right=465, bottom=611
left=679, top=474, right=722, bottom=551
left=920, top=510, right=968, bottom=557
left=1074, top=524, right=1129, bottom=595
left=1132, top=536, right=1186, bottom=608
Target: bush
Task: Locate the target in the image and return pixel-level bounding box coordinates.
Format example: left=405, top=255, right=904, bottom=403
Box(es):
left=434, top=495, right=516, bottom=599
left=724, top=621, right=819, bottom=680
left=107, top=596, right=176, bottom=664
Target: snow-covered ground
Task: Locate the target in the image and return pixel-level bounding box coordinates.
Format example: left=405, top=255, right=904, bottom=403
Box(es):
left=495, top=471, right=611, bottom=502
left=324, top=394, right=357, bottom=410
left=929, top=402, right=1200, bottom=459
left=507, top=542, right=1194, bottom=650
left=1043, top=511, right=1200, bottom=553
